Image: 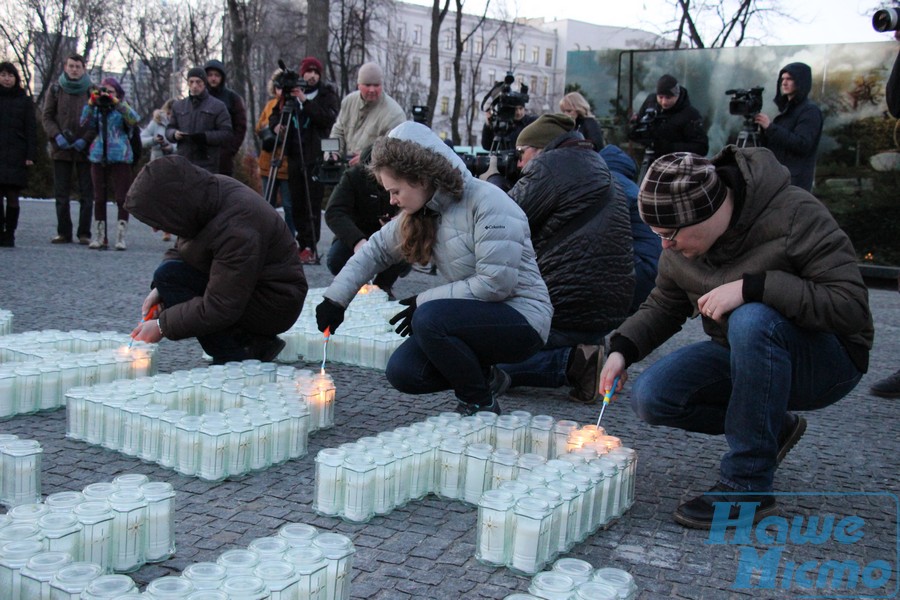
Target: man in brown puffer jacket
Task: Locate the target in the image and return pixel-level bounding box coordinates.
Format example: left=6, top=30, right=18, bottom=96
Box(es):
left=126, top=155, right=307, bottom=363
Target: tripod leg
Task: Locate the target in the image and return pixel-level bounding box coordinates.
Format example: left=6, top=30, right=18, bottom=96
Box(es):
left=292, top=116, right=321, bottom=264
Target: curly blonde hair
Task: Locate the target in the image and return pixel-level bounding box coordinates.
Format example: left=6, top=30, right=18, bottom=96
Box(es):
left=369, top=137, right=464, bottom=265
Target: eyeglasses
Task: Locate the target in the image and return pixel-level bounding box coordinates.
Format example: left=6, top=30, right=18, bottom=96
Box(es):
left=516, top=146, right=531, bottom=159
left=653, top=227, right=680, bottom=242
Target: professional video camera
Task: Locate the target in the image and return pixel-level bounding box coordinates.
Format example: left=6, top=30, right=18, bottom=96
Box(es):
left=458, top=150, right=518, bottom=179
left=313, top=138, right=348, bottom=186
left=629, top=107, right=658, bottom=145
left=274, top=59, right=310, bottom=99
left=726, top=87, right=764, bottom=117
left=873, top=6, right=900, bottom=31
left=480, top=71, right=530, bottom=144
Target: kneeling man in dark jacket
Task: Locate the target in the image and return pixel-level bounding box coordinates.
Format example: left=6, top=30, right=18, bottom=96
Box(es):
left=126, top=155, right=308, bottom=363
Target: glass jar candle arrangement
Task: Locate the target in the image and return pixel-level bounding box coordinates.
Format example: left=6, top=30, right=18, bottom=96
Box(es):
left=0, top=438, right=43, bottom=508
left=278, top=287, right=404, bottom=369
left=64, top=362, right=331, bottom=482
left=19, top=551, right=74, bottom=599
left=48, top=561, right=105, bottom=599
left=0, top=308, right=12, bottom=335
left=0, top=330, right=159, bottom=420
left=502, top=560, right=636, bottom=600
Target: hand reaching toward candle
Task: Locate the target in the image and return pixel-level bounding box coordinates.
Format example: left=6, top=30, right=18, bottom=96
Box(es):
left=131, top=319, right=163, bottom=343
left=389, top=296, right=417, bottom=337
left=141, top=288, right=163, bottom=319
left=598, top=351, right=627, bottom=399
left=315, top=298, right=346, bottom=333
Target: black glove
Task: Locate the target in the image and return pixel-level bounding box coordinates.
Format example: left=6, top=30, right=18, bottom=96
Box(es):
left=189, top=132, right=206, bottom=144
left=315, top=298, right=346, bottom=334
left=389, top=296, right=417, bottom=337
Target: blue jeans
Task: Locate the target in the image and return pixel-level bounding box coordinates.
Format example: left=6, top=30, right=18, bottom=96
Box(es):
left=261, top=176, right=294, bottom=236
left=386, top=299, right=544, bottom=406
left=326, top=239, right=410, bottom=292
left=152, top=260, right=253, bottom=363
left=498, top=328, right=607, bottom=388
left=632, top=303, right=862, bottom=491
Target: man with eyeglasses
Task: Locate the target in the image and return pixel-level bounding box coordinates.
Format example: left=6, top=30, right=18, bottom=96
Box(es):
left=599, top=149, right=873, bottom=529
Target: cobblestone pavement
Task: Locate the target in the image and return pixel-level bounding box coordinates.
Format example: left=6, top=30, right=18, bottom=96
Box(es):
left=1, top=199, right=899, bottom=599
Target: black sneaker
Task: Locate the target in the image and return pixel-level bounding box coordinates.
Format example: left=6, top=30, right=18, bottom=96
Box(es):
left=488, top=366, right=512, bottom=398
left=674, top=482, right=778, bottom=530
left=456, top=395, right=502, bottom=416
left=776, top=413, right=806, bottom=465
left=566, top=344, right=604, bottom=403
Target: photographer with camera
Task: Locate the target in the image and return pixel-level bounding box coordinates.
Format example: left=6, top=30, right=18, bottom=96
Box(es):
left=330, top=63, right=406, bottom=168
left=165, top=67, right=232, bottom=174
left=324, top=145, right=409, bottom=299
left=480, top=94, right=536, bottom=152
left=753, top=63, right=823, bottom=192
left=629, top=74, right=708, bottom=165
left=268, top=57, right=340, bottom=264
left=80, top=77, right=141, bottom=251
left=42, top=53, right=96, bottom=245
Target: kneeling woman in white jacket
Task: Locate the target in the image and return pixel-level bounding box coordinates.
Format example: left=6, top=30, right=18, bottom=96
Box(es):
left=315, top=122, right=553, bottom=415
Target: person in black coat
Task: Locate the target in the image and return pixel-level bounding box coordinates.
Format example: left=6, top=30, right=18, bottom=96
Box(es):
left=629, top=74, right=709, bottom=159
left=754, top=62, right=823, bottom=192
left=494, top=114, right=635, bottom=403
left=0, top=62, right=37, bottom=247
left=269, top=56, right=340, bottom=263
left=559, top=91, right=605, bottom=151
left=323, top=145, right=409, bottom=298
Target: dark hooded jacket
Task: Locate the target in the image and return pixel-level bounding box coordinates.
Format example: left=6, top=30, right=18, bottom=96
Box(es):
left=125, top=156, right=307, bottom=341
left=630, top=86, right=708, bottom=157
left=611, top=146, right=872, bottom=374
left=760, top=62, right=823, bottom=191
left=268, top=78, right=340, bottom=166
left=599, top=144, right=661, bottom=313
left=203, top=60, right=248, bottom=171
left=508, top=131, right=634, bottom=333
left=0, top=76, right=37, bottom=188
left=324, top=146, right=395, bottom=249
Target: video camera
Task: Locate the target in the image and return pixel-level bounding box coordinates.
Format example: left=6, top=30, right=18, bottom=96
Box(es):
left=873, top=7, right=900, bottom=32
left=726, top=87, right=764, bottom=117
left=480, top=72, right=530, bottom=142
left=459, top=150, right=518, bottom=179
left=313, top=138, right=348, bottom=186
left=274, top=59, right=310, bottom=99
left=629, top=107, right=658, bottom=145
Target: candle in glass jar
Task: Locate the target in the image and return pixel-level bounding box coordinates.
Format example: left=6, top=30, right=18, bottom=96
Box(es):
left=141, top=482, right=175, bottom=563
left=475, top=490, right=515, bottom=566
left=312, top=533, right=355, bottom=600
left=463, top=443, right=493, bottom=505
left=313, top=448, right=346, bottom=517
left=342, top=453, right=376, bottom=523
left=509, top=497, right=551, bottom=576
left=107, top=489, right=147, bottom=573
left=73, top=501, right=114, bottom=570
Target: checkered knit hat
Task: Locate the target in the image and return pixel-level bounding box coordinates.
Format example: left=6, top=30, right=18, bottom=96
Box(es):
left=638, top=153, right=726, bottom=228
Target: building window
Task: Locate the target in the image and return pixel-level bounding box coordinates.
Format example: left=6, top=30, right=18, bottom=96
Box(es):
left=441, top=96, right=449, bottom=115
left=530, top=75, right=538, bottom=92
left=531, top=46, right=539, bottom=64
left=414, top=25, right=422, bottom=45
left=517, top=44, right=526, bottom=61
left=543, top=77, right=549, bottom=95
left=397, top=25, right=405, bottom=42
left=487, top=70, right=496, bottom=85
left=545, top=48, right=553, bottom=67
left=412, top=57, right=420, bottom=77
left=505, top=44, right=512, bottom=60
left=489, top=40, right=498, bottom=57
left=444, top=64, right=452, bottom=81
left=475, top=38, right=483, bottom=54
left=445, top=33, right=453, bottom=50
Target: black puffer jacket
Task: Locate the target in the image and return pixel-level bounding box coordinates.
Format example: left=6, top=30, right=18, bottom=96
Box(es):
left=324, top=146, right=395, bottom=249
left=508, top=131, right=634, bottom=333
left=630, top=87, right=708, bottom=156
left=761, top=62, right=823, bottom=191
left=0, top=85, right=37, bottom=189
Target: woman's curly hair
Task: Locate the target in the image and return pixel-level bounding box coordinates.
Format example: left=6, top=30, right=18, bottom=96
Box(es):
left=369, top=137, right=464, bottom=265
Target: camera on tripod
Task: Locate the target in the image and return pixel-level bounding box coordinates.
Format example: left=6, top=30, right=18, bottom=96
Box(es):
left=873, top=6, right=900, bottom=31
left=630, top=107, right=658, bottom=145
left=313, top=138, right=348, bottom=186
left=726, top=87, right=764, bottom=117
left=274, top=59, right=310, bottom=108
left=458, top=149, right=518, bottom=178
left=481, top=72, right=529, bottom=138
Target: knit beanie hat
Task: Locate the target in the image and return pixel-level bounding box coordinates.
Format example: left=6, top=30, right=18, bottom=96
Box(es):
left=516, top=114, right=575, bottom=149
left=638, top=152, right=727, bottom=228
left=656, top=74, right=680, bottom=98
left=300, top=57, right=323, bottom=75
left=357, top=63, right=384, bottom=85
left=186, top=67, right=208, bottom=86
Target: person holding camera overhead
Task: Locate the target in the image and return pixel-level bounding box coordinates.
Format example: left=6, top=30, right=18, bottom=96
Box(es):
left=42, top=53, right=96, bottom=245
left=753, top=62, right=823, bottom=192
left=165, top=67, right=232, bottom=174
left=268, top=56, right=340, bottom=264
left=629, top=74, right=709, bottom=160
left=80, top=77, right=140, bottom=250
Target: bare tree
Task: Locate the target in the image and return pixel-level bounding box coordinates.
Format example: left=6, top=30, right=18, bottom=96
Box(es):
left=664, top=0, right=792, bottom=48
left=449, top=0, right=490, bottom=144
left=307, top=0, right=329, bottom=59
left=425, top=0, right=450, bottom=126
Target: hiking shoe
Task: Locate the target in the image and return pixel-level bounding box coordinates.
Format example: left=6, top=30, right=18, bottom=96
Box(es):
left=78, top=235, right=91, bottom=245
left=870, top=369, right=900, bottom=398
left=566, top=344, right=604, bottom=403
left=51, top=235, right=72, bottom=244
left=674, top=481, right=778, bottom=530
left=456, top=395, right=502, bottom=416
left=776, top=413, right=806, bottom=465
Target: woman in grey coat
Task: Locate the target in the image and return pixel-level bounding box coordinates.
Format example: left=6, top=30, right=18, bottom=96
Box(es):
left=315, top=122, right=553, bottom=415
